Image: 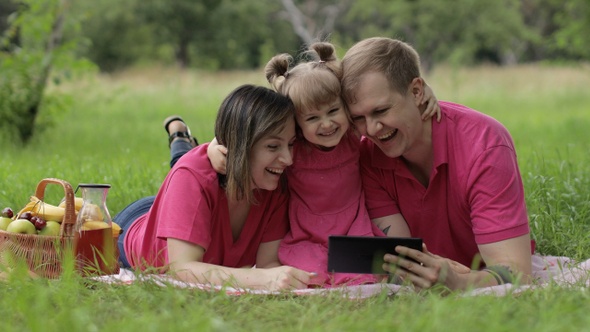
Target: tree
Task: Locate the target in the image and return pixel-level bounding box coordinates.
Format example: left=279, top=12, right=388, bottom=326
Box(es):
left=197, top=0, right=300, bottom=69
left=521, top=0, right=590, bottom=61
left=278, top=0, right=351, bottom=46
left=343, top=0, right=534, bottom=71
left=553, top=0, right=590, bottom=59
left=0, top=0, right=21, bottom=52
left=136, top=0, right=220, bottom=68
left=0, top=0, right=72, bottom=143
left=72, top=0, right=152, bottom=72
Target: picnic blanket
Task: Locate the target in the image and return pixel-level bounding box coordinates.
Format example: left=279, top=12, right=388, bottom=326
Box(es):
left=92, top=254, right=590, bottom=298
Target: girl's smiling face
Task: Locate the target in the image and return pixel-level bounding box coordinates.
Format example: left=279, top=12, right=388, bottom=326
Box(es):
left=295, top=97, right=350, bottom=150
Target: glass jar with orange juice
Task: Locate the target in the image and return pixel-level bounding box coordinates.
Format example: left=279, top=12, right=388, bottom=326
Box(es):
left=74, top=184, right=119, bottom=276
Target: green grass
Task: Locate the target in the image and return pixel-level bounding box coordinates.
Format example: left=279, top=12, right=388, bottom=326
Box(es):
left=1, top=64, right=590, bottom=331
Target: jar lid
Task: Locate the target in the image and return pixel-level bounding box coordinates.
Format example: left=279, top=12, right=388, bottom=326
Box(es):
left=76, top=183, right=112, bottom=192
left=77, top=183, right=111, bottom=188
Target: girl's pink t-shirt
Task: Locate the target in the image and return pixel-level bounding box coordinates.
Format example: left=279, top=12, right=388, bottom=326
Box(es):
left=279, top=131, right=384, bottom=286
left=124, top=144, right=290, bottom=270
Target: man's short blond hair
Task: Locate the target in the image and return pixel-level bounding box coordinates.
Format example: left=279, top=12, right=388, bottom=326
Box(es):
left=341, top=37, right=422, bottom=105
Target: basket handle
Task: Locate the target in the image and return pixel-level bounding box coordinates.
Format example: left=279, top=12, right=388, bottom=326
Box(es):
left=34, top=178, right=76, bottom=237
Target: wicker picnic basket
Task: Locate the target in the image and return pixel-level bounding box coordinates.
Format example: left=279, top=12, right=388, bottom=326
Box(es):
left=0, top=178, right=78, bottom=278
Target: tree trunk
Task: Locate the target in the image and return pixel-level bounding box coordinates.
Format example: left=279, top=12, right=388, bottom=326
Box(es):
left=17, top=0, right=67, bottom=143
left=175, top=37, right=190, bottom=69
left=279, top=0, right=349, bottom=45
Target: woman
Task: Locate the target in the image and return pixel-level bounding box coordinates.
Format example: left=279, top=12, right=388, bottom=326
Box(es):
left=114, top=84, right=314, bottom=291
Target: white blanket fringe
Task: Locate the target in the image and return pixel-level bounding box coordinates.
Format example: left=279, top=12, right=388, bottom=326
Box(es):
left=91, top=254, right=590, bottom=298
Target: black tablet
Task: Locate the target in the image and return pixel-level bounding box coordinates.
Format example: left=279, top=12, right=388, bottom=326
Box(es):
left=327, top=236, right=423, bottom=274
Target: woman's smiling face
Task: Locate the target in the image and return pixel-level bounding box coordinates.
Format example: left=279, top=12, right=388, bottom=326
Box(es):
left=249, top=117, right=296, bottom=191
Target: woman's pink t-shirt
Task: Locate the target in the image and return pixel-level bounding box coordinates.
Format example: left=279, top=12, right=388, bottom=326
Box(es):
left=124, top=144, right=290, bottom=270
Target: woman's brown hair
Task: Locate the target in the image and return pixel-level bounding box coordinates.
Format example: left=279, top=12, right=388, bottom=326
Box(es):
left=215, top=84, right=295, bottom=203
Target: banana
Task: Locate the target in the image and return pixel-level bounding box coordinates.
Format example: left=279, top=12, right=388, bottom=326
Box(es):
left=78, top=203, right=104, bottom=222
left=112, top=222, right=122, bottom=236
left=58, top=197, right=84, bottom=212
left=81, top=220, right=109, bottom=230
left=23, top=196, right=66, bottom=222
left=80, top=220, right=122, bottom=238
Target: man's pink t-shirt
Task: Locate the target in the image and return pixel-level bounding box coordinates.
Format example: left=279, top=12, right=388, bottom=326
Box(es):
left=360, top=101, right=530, bottom=267
left=124, top=144, right=290, bottom=270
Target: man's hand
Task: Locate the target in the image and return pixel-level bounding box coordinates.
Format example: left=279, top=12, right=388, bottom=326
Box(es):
left=382, top=244, right=470, bottom=291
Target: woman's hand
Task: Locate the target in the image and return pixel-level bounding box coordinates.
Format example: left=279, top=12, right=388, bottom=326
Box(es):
left=259, top=266, right=315, bottom=291
left=206, top=137, right=228, bottom=174
left=254, top=240, right=315, bottom=291
left=168, top=238, right=313, bottom=291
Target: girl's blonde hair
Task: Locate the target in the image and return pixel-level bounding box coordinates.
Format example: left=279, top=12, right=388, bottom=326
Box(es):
left=264, top=42, right=343, bottom=115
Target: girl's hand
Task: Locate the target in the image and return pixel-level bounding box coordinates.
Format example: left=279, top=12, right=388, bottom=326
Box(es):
left=421, top=83, right=441, bottom=122
left=206, top=137, right=228, bottom=174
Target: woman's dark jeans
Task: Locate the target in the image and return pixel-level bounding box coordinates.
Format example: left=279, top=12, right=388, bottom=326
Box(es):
left=115, top=139, right=193, bottom=268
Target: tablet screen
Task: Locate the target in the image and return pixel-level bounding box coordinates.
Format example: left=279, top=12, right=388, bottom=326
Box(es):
left=327, top=236, right=423, bottom=274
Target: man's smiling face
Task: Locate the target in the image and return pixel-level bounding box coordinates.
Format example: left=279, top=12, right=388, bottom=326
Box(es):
left=348, top=71, right=425, bottom=158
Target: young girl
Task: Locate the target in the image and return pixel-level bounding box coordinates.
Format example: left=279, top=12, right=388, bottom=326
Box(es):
left=114, top=84, right=314, bottom=291
left=209, top=43, right=440, bottom=287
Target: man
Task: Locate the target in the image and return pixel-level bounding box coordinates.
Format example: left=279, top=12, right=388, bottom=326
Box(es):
left=341, top=37, right=532, bottom=291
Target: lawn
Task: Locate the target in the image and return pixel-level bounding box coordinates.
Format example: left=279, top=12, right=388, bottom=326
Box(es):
left=0, top=64, right=589, bottom=331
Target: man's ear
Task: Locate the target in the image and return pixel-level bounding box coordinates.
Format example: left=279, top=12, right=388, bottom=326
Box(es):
left=409, top=77, right=425, bottom=107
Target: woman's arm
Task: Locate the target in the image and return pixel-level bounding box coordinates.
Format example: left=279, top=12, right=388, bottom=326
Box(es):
left=167, top=238, right=313, bottom=291
left=256, top=239, right=283, bottom=268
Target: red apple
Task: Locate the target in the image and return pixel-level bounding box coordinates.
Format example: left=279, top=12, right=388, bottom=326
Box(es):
left=1, top=207, right=13, bottom=218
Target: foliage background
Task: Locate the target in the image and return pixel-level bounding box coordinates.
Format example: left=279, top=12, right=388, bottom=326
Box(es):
left=1, top=2, right=590, bottom=330
left=1, top=0, right=590, bottom=142
left=81, top=0, right=590, bottom=69
left=4, top=0, right=590, bottom=71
